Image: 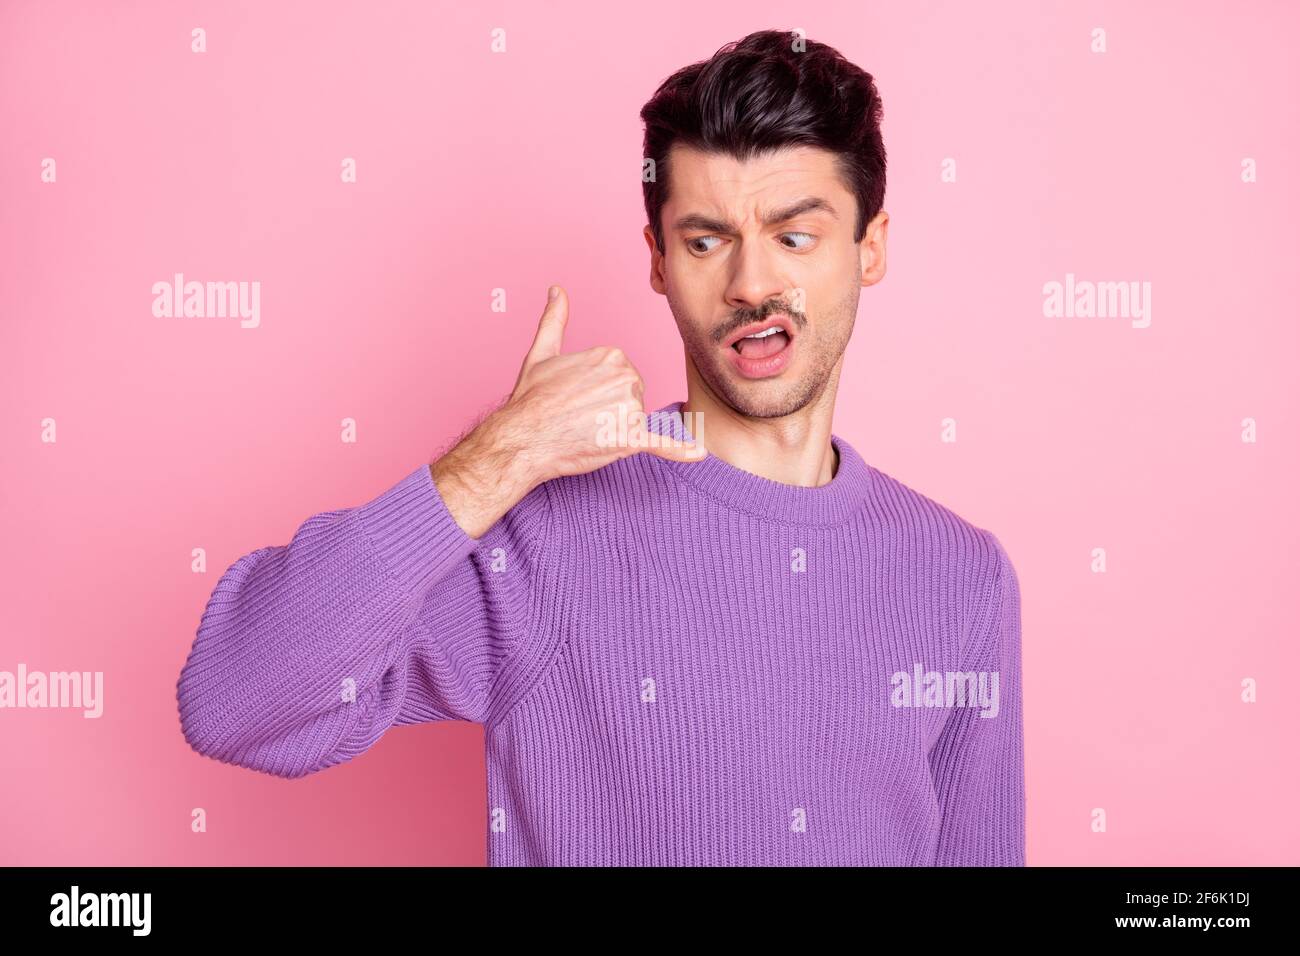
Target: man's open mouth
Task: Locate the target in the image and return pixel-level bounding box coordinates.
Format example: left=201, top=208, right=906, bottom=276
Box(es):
left=731, top=325, right=791, bottom=359
left=723, top=317, right=796, bottom=379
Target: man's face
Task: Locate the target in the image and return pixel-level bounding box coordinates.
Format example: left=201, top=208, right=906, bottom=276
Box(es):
left=646, top=143, right=887, bottom=419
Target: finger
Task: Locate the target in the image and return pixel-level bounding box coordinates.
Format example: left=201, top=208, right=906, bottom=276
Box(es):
left=639, top=437, right=709, bottom=463
left=623, top=414, right=707, bottom=462
left=522, top=285, right=569, bottom=368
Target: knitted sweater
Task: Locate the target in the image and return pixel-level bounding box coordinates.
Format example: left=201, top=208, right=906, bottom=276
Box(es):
left=176, top=401, right=1024, bottom=866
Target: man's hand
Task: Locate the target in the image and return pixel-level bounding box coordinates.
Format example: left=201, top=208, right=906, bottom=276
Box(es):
left=430, top=285, right=706, bottom=538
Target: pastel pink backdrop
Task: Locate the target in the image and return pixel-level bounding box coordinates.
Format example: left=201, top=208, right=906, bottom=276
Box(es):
left=2, top=0, right=1296, bottom=865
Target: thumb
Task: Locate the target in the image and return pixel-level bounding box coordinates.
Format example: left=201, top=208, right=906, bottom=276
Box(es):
left=522, top=285, right=569, bottom=368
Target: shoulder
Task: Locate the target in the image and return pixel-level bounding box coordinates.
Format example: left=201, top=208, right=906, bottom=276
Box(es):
left=860, top=458, right=1017, bottom=612
left=861, top=461, right=1020, bottom=664
left=530, top=452, right=665, bottom=515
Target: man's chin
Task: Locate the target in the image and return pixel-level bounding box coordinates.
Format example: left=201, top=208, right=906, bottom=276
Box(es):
left=708, top=367, right=819, bottom=419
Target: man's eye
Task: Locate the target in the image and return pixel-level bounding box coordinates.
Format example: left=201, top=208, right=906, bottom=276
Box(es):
left=687, top=236, right=722, bottom=254
left=779, top=232, right=816, bottom=250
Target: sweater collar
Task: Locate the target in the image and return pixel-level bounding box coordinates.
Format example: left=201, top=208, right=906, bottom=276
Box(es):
left=646, top=401, right=873, bottom=527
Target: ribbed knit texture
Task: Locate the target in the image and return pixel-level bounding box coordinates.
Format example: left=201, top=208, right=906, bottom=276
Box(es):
left=176, top=401, right=1024, bottom=866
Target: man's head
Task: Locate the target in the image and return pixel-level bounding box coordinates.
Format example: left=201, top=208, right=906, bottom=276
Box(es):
left=640, top=30, right=888, bottom=419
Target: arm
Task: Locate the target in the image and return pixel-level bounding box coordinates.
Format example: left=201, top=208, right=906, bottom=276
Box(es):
left=175, top=285, right=704, bottom=779
left=927, top=534, right=1025, bottom=865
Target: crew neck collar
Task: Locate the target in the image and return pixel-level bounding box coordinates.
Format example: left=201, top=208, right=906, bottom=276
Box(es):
left=646, top=400, right=873, bottom=527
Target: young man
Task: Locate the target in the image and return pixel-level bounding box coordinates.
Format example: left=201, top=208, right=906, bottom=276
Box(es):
left=177, top=29, right=1024, bottom=866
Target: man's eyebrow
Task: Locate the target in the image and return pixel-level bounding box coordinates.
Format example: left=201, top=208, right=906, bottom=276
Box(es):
left=672, top=197, right=839, bottom=234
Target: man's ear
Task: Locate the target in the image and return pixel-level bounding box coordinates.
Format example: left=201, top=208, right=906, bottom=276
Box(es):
left=859, top=210, right=888, bottom=288
left=644, top=224, right=667, bottom=295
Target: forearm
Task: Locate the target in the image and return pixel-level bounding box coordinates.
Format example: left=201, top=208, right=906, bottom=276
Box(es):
left=431, top=408, right=540, bottom=539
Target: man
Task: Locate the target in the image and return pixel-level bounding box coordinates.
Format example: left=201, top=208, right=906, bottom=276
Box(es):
left=177, top=28, right=1024, bottom=866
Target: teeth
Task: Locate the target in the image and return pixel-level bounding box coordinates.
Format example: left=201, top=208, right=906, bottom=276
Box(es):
left=743, top=327, right=781, bottom=339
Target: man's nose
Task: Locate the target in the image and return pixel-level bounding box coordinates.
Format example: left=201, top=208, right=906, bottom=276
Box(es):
left=724, top=239, right=786, bottom=312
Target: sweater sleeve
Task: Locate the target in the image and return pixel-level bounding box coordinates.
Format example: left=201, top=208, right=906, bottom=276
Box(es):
left=927, top=534, right=1025, bottom=865
left=175, top=462, right=551, bottom=779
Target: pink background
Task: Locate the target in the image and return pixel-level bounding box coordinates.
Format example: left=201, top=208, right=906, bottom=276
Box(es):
left=2, top=0, right=1297, bottom=865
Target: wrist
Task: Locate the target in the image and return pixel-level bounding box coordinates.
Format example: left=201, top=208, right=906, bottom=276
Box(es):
left=430, top=407, right=539, bottom=538
left=477, top=403, right=550, bottom=496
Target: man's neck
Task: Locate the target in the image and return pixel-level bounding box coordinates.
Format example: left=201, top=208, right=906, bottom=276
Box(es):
left=680, top=364, right=841, bottom=488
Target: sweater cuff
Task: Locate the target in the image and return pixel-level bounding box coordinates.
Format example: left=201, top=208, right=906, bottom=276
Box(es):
left=354, top=462, right=477, bottom=597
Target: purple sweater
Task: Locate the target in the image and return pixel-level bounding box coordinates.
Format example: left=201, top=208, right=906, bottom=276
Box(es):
left=176, top=401, right=1024, bottom=866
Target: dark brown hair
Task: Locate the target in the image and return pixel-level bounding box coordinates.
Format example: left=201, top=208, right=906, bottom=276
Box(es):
left=640, top=29, right=886, bottom=254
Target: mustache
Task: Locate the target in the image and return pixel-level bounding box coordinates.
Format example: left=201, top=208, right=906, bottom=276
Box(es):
left=710, top=298, right=807, bottom=345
